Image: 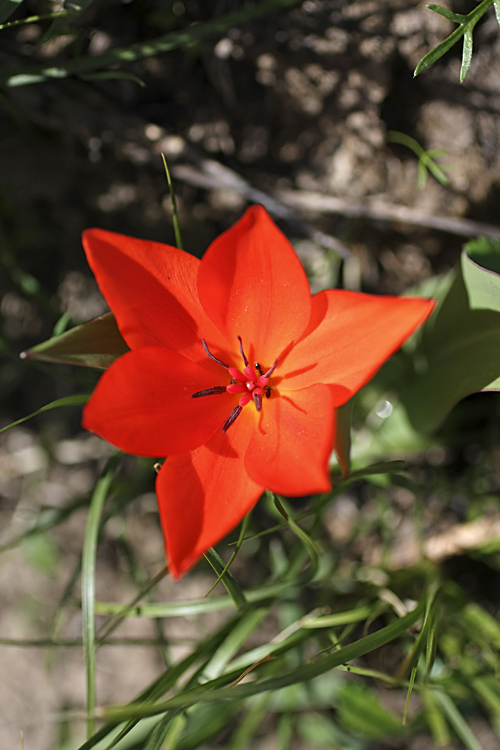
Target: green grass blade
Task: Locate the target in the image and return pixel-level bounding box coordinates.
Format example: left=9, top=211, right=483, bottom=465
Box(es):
left=431, top=691, right=486, bottom=750
left=422, top=686, right=451, bottom=746
left=272, top=495, right=321, bottom=573
left=204, top=547, right=247, bottom=611
left=100, top=598, right=425, bottom=720
left=0, top=0, right=303, bottom=87
left=0, top=9, right=70, bottom=29
left=162, top=154, right=183, bottom=250
left=82, top=457, right=119, bottom=738
left=202, top=608, right=269, bottom=681
left=0, top=394, right=90, bottom=434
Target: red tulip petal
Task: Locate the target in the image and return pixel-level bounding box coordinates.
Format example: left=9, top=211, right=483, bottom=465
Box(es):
left=82, top=347, right=233, bottom=456
left=82, top=229, right=228, bottom=362
left=245, top=384, right=334, bottom=496
left=197, top=206, right=312, bottom=366
left=281, top=290, right=436, bottom=402
left=156, top=407, right=263, bottom=578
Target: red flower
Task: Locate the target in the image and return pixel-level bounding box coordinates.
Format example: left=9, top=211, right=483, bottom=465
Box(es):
left=82, top=206, right=434, bottom=578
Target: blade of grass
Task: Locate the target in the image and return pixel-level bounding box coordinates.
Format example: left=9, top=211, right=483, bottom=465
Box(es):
left=0, top=393, right=90, bottom=434
left=431, top=690, right=486, bottom=750
left=162, top=154, right=183, bottom=250
left=82, top=456, right=119, bottom=738
left=0, top=0, right=303, bottom=87
left=99, top=597, right=425, bottom=720
left=206, top=513, right=251, bottom=598
left=204, top=547, right=247, bottom=611
left=0, top=9, right=70, bottom=29
left=202, top=608, right=269, bottom=681
left=272, top=494, right=321, bottom=574
left=78, top=618, right=242, bottom=750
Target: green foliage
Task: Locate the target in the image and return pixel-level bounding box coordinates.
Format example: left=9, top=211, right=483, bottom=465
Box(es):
left=398, top=238, right=500, bottom=433
left=0, top=0, right=303, bottom=88
left=21, top=313, right=130, bottom=370
left=415, top=1, right=498, bottom=82
left=387, top=131, right=450, bottom=188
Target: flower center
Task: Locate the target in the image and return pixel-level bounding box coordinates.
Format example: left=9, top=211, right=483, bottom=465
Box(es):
left=191, top=336, right=277, bottom=433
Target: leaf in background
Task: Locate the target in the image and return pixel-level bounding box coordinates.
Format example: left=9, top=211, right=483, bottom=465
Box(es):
left=337, top=684, right=407, bottom=739
left=400, top=253, right=500, bottom=433
left=334, top=399, right=352, bottom=476
left=414, top=1, right=494, bottom=82
left=77, top=71, right=146, bottom=86
left=495, top=0, right=500, bottom=25
left=0, top=0, right=304, bottom=88
left=0, top=393, right=90, bottom=435
left=0, top=0, right=24, bottom=24
left=462, top=237, right=500, bottom=311
left=20, top=313, right=130, bottom=369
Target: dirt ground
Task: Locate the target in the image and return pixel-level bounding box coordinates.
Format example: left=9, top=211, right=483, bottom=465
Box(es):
left=2, top=1, right=500, bottom=748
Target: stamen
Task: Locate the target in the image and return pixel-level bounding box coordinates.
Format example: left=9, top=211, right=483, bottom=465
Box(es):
left=253, top=392, right=262, bottom=412
left=237, top=335, right=249, bottom=367
left=222, top=405, right=242, bottom=433
left=191, top=386, right=227, bottom=398
left=263, top=359, right=278, bottom=379
left=202, top=339, right=229, bottom=369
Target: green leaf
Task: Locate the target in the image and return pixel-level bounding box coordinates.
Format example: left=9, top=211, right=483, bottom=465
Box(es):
left=427, top=3, right=465, bottom=23
left=338, top=684, right=406, bottom=739
left=422, top=687, right=451, bottom=747
left=334, top=398, right=352, bottom=476
left=21, top=313, right=130, bottom=369
left=100, top=598, right=426, bottom=721
left=0, top=393, right=90, bottom=435
left=0, top=0, right=24, bottom=24
left=431, top=691, right=486, bottom=750
left=162, top=154, right=183, bottom=250
left=77, top=71, right=146, bottom=86
left=414, top=0, right=494, bottom=81
left=460, top=29, right=474, bottom=83
left=494, top=0, right=500, bottom=25
left=0, top=0, right=303, bottom=87
left=414, top=24, right=465, bottom=77
left=400, top=264, right=500, bottom=433
left=204, top=547, right=248, bottom=611
left=202, top=608, right=268, bottom=681
left=81, top=457, right=118, bottom=738
left=462, top=238, right=500, bottom=312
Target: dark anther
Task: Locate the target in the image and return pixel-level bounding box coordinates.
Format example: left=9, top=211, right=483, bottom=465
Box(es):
left=202, top=339, right=229, bottom=369
left=222, top=405, right=242, bottom=433
left=191, top=386, right=227, bottom=399
left=237, top=335, right=248, bottom=367
left=254, top=362, right=262, bottom=375
left=254, top=392, right=262, bottom=412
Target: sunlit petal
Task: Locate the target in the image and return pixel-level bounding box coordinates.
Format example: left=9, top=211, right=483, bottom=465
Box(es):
left=245, top=384, right=334, bottom=496
left=197, top=205, right=312, bottom=364
left=281, top=290, right=436, bottom=401
left=82, top=347, right=232, bottom=456
left=82, top=229, right=229, bottom=364
left=156, top=408, right=263, bottom=578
